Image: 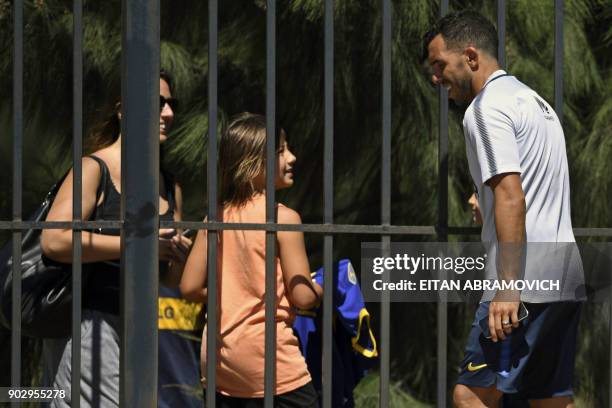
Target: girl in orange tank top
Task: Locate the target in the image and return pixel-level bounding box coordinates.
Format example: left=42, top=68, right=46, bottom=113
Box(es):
left=181, top=113, right=323, bottom=407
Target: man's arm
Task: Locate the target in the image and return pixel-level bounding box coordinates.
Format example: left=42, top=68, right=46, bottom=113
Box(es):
left=487, top=172, right=526, bottom=342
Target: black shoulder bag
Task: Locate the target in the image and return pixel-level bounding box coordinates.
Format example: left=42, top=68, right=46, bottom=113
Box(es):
left=0, top=156, right=109, bottom=338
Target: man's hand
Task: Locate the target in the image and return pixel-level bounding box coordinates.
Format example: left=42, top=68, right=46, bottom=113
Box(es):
left=488, top=297, right=520, bottom=342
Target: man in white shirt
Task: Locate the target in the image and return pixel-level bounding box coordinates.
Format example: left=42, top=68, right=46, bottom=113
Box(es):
left=424, top=10, right=583, bottom=408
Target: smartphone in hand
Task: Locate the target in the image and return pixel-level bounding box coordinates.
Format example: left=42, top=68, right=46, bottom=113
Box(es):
left=181, top=229, right=197, bottom=239
left=479, top=302, right=529, bottom=339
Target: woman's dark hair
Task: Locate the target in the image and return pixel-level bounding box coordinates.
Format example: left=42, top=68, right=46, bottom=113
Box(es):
left=84, top=70, right=174, bottom=154
left=84, top=101, right=121, bottom=154
left=160, top=69, right=173, bottom=92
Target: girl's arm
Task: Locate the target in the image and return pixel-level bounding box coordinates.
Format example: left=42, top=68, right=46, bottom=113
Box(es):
left=163, top=183, right=193, bottom=287
left=277, top=207, right=322, bottom=310
left=180, top=225, right=208, bottom=303
left=41, top=157, right=121, bottom=263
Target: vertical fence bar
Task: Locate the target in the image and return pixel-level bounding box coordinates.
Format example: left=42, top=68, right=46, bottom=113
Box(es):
left=11, top=0, right=23, bottom=393
left=437, top=1, right=449, bottom=407
left=206, top=0, right=219, bottom=407
left=610, top=296, right=612, bottom=408
left=322, top=0, right=334, bottom=407
left=554, top=0, right=564, bottom=125
left=119, top=0, right=160, bottom=406
left=71, top=0, right=84, bottom=405
left=264, top=1, right=277, bottom=406
left=380, top=0, right=392, bottom=406
left=497, top=0, right=506, bottom=69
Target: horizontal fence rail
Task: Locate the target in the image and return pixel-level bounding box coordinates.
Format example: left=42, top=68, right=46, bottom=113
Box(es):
left=2, top=221, right=612, bottom=237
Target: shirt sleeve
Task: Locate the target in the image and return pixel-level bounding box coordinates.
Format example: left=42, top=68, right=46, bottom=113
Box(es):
left=465, top=98, right=522, bottom=184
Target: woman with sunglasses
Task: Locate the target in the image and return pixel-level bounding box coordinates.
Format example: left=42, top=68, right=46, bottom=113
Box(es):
left=40, top=71, right=200, bottom=408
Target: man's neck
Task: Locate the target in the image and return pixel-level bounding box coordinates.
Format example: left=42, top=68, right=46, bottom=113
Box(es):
left=472, top=63, right=502, bottom=97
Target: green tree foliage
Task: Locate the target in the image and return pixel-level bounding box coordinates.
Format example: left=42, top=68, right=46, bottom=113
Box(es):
left=0, top=0, right=610, bottom=404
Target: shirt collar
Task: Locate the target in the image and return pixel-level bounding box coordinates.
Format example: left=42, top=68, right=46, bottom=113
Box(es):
left=482, top=69, right=508, bottom=88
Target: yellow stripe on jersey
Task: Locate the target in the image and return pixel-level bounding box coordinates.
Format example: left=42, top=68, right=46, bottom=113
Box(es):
left=158, top=297, right=204, bottom=331
left=351, top=308, right=378, bottom=358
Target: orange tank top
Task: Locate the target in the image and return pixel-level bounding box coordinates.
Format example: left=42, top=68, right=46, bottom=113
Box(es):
left=201, top=198, right=311, bottom=397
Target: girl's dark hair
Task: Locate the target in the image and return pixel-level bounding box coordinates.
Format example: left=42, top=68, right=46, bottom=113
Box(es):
left=84, top=70, right=174, bottom=154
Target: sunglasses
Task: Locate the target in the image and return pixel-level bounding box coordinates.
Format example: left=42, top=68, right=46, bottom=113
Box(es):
left=160, top=95, right=179, bottom=112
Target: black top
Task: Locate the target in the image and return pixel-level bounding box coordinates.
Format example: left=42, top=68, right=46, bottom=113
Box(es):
left=83, top=158, right=175, bottom=316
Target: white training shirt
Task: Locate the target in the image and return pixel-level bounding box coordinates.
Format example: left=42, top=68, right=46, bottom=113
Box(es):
left=463, top=70, right=584, bottom=302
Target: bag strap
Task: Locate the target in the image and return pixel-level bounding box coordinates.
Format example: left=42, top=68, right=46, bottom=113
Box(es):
left=162, top=171, right=176, bottom=213
left=44, top=157, right=109, bottom=210
left=86, top=155, right=110, bottom=220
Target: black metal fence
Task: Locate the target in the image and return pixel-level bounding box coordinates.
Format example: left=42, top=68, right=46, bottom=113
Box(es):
left=4, top=0, right=612, bottom=407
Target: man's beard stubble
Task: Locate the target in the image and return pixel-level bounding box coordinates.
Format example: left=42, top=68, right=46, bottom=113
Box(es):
left=449, top=76, right=472, bottom=116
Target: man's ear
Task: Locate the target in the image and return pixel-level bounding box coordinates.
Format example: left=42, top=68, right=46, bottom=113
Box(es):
left=464, top=47, right=479, bottom=71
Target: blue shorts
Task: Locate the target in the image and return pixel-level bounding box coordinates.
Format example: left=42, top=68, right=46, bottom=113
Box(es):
left=456, top=302, right=581, bottom=399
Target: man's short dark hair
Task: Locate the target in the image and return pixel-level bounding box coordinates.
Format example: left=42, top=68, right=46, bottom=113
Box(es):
left=422, top=10, right=498, bottom=61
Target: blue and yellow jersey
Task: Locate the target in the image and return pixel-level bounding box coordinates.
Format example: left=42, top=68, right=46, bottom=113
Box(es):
left=293, top=259, right=377, bottom=408
left=158, top=285, right=204, bottom=408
